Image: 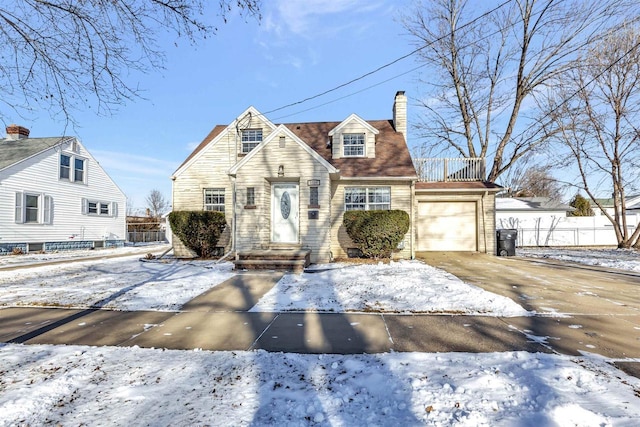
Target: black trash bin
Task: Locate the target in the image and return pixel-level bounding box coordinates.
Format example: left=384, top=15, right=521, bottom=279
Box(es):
left=496, top=229, right=517, bottom=256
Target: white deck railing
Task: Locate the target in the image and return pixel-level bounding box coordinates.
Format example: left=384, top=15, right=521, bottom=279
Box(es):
left=413, top=158, right=486, bottom=182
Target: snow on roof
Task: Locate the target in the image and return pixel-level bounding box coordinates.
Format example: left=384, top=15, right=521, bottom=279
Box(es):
left=496, top=197, right=574, bottom=212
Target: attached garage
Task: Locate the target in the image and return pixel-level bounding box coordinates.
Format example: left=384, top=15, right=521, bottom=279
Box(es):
left=413, top=181, right=502, bottom=255
left=417, top=201, right=477, bottom=251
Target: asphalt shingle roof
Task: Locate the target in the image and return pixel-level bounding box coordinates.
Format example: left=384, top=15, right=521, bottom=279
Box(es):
left=175, top=119, right=417, bottom=179
left=0, top=137, right=70, bottom=170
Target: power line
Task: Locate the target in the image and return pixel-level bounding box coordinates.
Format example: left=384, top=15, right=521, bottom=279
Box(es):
left=262, top=0, right=515, bottom=117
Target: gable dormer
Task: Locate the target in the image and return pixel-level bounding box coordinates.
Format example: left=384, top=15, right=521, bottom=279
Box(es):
left=229, top=106, right=277, bottom=156
left=328, top=113, right=379, bottom=159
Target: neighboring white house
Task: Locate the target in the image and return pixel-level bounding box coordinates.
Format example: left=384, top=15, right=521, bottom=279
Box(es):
left=496, top=197, right=640, bottom=246
left=0, top=124, right=126, bottom=254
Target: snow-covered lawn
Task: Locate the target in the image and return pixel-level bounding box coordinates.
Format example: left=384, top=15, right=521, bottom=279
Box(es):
left=251, top=261, right=529, bottom=316
left=1, top=344, right=638, bottom=426
left=0, top=255, right=235, bottom=311
left=518, top=247, right=640, bottom=272
left=1, top=253, right=527, bottom=315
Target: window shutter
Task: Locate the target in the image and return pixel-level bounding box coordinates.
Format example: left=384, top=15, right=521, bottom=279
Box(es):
left=43, top=195, right=53, bottom=224
left=81, top=198, right=88, bottom=215
left=111, top=202, right=118, bottom=218
left=14, top=192, right=24, bottom=223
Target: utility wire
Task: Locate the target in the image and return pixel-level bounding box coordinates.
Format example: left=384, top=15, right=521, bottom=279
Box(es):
left=262, top=0, right=515, bottom=117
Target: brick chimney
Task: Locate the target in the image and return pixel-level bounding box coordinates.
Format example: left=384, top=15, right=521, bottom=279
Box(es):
left=392, top=91, right=407, bottom=140
left=5, top=124, right=30, bottom=140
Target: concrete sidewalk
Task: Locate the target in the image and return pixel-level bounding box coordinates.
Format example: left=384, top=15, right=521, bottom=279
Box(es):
left=2, top=255, right=639, bottom=361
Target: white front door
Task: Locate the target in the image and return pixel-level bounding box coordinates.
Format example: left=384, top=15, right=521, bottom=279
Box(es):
left=272, top=183, right=299, bottom=243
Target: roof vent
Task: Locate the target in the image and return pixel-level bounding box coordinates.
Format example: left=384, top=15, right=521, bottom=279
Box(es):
left=5, top=124, right=30, bottom=140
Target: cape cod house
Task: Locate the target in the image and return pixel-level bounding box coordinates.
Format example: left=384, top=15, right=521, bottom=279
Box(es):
left=0, top=125, right=126, bottom=254
left=171, top=92, right=500, bottom=267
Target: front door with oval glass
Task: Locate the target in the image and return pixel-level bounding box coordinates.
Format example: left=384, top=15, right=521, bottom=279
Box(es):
left=271, top=183, right=299, bottom=243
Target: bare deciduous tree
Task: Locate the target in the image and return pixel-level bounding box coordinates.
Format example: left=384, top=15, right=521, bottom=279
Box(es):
left=0, top=1, right=260, bottom=125
left=549, top=26, right=640, bottom=248
left=146, top=189, right=169, bottom=218
left=501, top=164, right=564, bottom=201
left=402, top=0, right=637, bottom=182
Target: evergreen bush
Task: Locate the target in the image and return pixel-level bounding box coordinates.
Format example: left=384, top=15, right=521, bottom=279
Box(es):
left=168, top=211, right=226, bottom=258
left=343, top=210, right=410, bottom=259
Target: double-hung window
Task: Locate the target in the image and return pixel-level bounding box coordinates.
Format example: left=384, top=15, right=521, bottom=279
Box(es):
left=25, top=194, right=40, bottom=223
left=15, top=192, right=53, bottom=224
left=74, top=158, right=85, bottom=182
left=60, top=153, right=86, bottom=183
left=343, top=133, right=365, bottom=157
left=204, top=188, right=225, bottom=212
left=60, top=154, right=71, bottom=180
left=241, top=129, right=262, bottom=153
left=345, top=187, right=390, bottom=211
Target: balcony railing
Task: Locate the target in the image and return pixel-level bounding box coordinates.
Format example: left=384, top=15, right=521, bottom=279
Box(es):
left=413, top=158, right=486, bottom=182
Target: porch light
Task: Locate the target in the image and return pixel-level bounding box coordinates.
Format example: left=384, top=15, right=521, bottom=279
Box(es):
left=278, top=165, right=284, bottom=177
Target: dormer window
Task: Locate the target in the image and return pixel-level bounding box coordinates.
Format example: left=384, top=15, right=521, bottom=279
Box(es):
left=343, top=133, right=365, bottom=157
left=241, top=129, right=263, bottom=153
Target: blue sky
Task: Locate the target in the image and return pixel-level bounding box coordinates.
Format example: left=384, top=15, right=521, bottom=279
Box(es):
left=18, top=0, right=425, bottom=212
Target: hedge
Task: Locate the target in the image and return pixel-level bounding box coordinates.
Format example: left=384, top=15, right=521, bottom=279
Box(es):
left=343, top=210, right=410, bottom=259
left=168, top=210, right=226, bottom=258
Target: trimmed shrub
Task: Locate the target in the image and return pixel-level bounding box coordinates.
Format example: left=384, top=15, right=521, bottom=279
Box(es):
left=343, top=210, right=410, bottom=259
left=168, top=211, right=226, bottom=258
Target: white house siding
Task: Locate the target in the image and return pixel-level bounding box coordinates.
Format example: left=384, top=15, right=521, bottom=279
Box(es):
left=414, top=191, right=496, bottom=254
left=172, top=115, right=277, bottom=256
left=0, top=140, right=126, bottom=252
left=233, top=134, right=332, bottom=263
left=330, top=180, right=413, bottom=260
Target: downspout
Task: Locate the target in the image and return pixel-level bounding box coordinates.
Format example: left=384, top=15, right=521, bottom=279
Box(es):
left=411, top=180, right=416, bottom=259
left=481, top=191, right=488, bottom=253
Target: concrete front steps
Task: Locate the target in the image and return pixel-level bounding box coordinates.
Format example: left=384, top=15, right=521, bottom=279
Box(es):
left=233, top=247, right=311, bottom=273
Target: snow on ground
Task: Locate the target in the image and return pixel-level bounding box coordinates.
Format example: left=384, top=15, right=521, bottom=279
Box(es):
left=2, top=248, right=640, bottom=425
left=251, top=261, right=529, bottom=316
left=1, top=344, right=639, bottom=427
left=1, top=249, right=528, bottom=315
left=0, top=255, right=235, bottom=311
left=518, top=247, right=640, bottom=272
left=0, top=243, right=169, bottom=267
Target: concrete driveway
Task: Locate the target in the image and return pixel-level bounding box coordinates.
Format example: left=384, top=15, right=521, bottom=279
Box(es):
left=418, top=251, right=640, bottom=375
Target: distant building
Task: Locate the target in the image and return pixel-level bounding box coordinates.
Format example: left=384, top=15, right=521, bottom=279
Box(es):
left=0, top=125, right=126, bottom=254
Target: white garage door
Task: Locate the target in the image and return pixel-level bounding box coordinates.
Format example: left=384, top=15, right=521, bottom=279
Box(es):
left=417, top=201, right=477, bottom=251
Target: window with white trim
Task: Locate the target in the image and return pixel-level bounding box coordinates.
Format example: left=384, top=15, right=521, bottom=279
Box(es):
left=204, top=188, right=225, bottom=212
left=241, top=129, right=263, bottom=153
left=344, top=187, right=390, bottom=211
left=82, top=199, right=118, bottom=217
left=60, top=153, right=86, bottom=183
left=343, top=133, right=365, bottom=157
left=60, top=154, right=71, bottom=179
left=14, top=192, right=53, bottom=224
left=74, top=158, right=85, bottom=182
